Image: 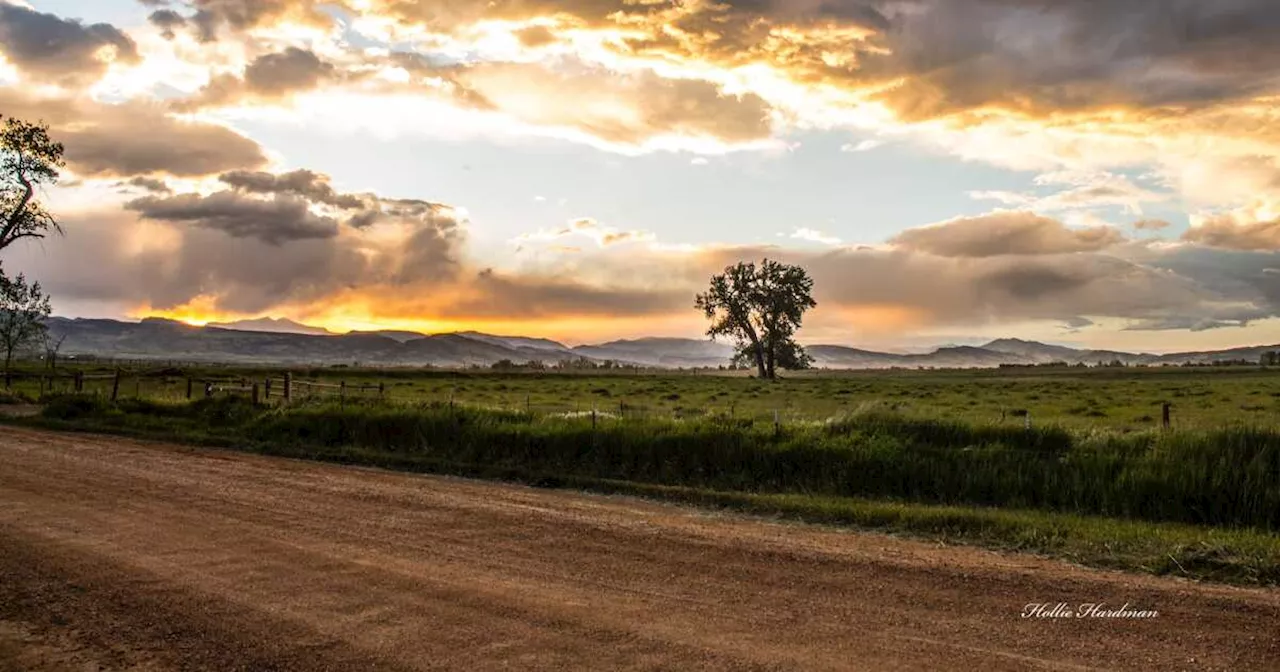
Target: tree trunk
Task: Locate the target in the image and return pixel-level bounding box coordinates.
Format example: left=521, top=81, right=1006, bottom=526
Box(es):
left=3, top=350, right=11, bottom=389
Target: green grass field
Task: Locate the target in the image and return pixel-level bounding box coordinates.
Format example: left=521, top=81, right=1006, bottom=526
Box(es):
left=12, top=362, right=1280, bottom=430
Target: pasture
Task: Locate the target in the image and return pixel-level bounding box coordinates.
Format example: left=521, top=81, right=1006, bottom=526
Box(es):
left=12, top=362, right=1280, bottom=431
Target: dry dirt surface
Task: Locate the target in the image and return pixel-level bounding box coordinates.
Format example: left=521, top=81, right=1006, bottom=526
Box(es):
left=1, top=426, right=1278, bottom=671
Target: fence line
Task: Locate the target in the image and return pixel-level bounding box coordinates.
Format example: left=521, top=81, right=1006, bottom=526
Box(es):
left=7, top=368, right=1183, bottom=436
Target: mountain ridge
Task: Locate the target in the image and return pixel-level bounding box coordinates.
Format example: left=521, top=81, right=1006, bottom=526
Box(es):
left=39, top=317, right=1280, bottom=370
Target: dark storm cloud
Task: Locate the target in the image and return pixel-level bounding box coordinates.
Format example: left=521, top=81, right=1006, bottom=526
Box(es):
left=853, top=0, right=1280, bottom=118
left=0, top=89, right=268, bottom=177
left=126, top=191, right=341, bottom=244
left=0, top=4, right=139, bottom=83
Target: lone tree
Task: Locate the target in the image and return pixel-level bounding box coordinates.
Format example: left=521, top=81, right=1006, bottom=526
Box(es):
left=1, top=115, right=64, bottom=253
left=0, top=114, right=64, bottom=385
left=0, top=273, right=50, bottom=387
left=696, top=259, right=816, bottom=379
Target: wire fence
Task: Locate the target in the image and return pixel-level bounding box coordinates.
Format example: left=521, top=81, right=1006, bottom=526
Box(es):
left=7, top=367, right=1183, bottom=436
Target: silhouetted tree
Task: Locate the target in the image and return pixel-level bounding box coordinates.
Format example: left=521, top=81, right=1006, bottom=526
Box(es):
left=1, top=116, right=64, bottom=253
left=0, top=273, right=50, bottom=386
left=695, top=259, right=816, bottom=379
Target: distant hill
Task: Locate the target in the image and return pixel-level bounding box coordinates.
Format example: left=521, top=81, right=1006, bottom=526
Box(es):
left=207, top=317, right=332, bottom=336
left=350, top=330, right=428, bottom=343
left=981, top=338, right=1154, bottom=365
left=454, top=331, right=573, bottom=354
left=573, top=338, right=735, bottom=367
left=38, top=317, right=1280, bottom=370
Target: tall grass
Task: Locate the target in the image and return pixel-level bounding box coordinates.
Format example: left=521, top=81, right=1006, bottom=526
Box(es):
left=37, top=395, right=1280, bottom=530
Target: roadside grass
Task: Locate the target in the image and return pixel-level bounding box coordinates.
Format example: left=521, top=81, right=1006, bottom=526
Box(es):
left=13, top=393, right=1280, bottom=587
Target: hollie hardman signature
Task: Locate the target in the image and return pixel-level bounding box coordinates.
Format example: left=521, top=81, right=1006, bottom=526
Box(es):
left=1022, top=602, right=1159, bottom=619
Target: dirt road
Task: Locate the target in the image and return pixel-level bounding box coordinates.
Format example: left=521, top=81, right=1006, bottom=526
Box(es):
left=1, top=426, right=1277, bottom=671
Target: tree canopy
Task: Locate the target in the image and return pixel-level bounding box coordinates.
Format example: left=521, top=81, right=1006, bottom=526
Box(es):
left=0, top=115, right=64, bottom=254
left=0, top=272, right=50, bottom=384
left=695, top=259, right=817, bottom=379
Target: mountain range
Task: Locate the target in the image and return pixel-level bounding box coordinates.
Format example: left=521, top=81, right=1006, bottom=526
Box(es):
left=39, top=317, right=1280, bottom=369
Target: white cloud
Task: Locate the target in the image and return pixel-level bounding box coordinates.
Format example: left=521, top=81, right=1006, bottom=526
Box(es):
left=790, top=227, right=842, bottom=245
left=970, top=171, right=1168, bottom=215
left=840, top=139, right=883, bottom=152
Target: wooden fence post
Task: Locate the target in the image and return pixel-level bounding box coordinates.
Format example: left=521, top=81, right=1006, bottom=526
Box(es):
left=284, top=372, right=292, bottom=402
left=378, top=382, right=385, bottom=398
left=592, top=405, right=597, bottom=430
left=186, top=377, right=193, bottom=400
left=252, top=382, right=260, bottom=406
left=773, top=409, right=780, bottom=437
left=1162, top=402, right=1171, bottom=430
left=111, top=369, right=121, bottom=402
left=264, top=378, right=272, bottom=400
left=1024, top=412, right=1032, bottom=431
left=340, top=380, right=346, bottom=409
left=205, top=381, right=213, bottom=398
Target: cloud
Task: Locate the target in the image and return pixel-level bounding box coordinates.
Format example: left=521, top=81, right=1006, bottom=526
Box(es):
left=1133, top=219, right=1172, bottom=231
left=1182, top=212, right=1280, bottom=250
left=855, top=0, right=1280, bottom=120
left=244, top=47, right=336, bottom=94
left=455, top=61, right=776, bottom=148
left=184, top=0, right=334, bottom=41
left=120, top=176, right=173, bottom=194
left=513, top=218, right=655, bottom=248
left=147, top=9, right=187, bottom=40
left=841, top=140, right=883, bottom=152
left=0, top=4, right=139, bottom=84
left=889, top=211, right=1128, bottom=258
left=1123, top=316, right=1251, bottom=332
left=125, top=191, right=341, bottom=244
left=0, top=89, right=267, bottom=178
left=182, top=47, right=342, bottom=108
left=790, top=228, right=842, bottom=245
left=218, top=169, right=365, bottom=209
left=1060, top=316, right=1095, bottom=333
left=969, top=172, right=1168, bottom=215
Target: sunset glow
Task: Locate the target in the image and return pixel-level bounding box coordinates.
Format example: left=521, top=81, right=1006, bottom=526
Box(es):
left=5, top=0, right=1280, bottom=349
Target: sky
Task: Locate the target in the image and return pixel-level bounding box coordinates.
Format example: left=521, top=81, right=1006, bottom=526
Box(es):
left=3, top=0, right=1280, bottom=351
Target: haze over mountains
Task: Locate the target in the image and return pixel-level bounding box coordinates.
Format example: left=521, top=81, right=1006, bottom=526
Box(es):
left=41, top=316, right=1279, bottom=370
